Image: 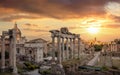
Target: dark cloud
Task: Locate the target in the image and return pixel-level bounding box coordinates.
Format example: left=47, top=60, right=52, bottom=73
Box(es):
left=0, top=0, right=120, bottom=21
left=24, top=23, right=38, bottom=27
left=0, top=14, right=40, bottom=21
left=22, top=23, right=49, bottom=32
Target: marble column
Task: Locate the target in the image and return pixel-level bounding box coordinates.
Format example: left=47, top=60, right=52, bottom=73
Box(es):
left=110, top=44, right=112, bottom=51
left=113, top=44, right=114, bottom=51
left=115, top=44, right=117, bottom=51
left=117, top=44, right=118, bottom=52
left=73, top=38, right=75, bottom=58
left=52, top=35, right=55, bottom=61
left=112, top=44, right=114, bottom=51
left=57, top=35, right=61, bottom=64
left=9, top=36, right=13, bottom=67
left=61, top=37, right=64, bottom=61
left=1, top=35, right=5, bottom=71
left=12, top=30, right=17, bottom=74
left=112, top=44, right=113, bottom=51
left=114, top=44, right=116, bottom=51
left=78, top=37, right=80, bottom=59
left=70, top=38, right=73, bottom=59
left=66, top=38, right=69, bottom=60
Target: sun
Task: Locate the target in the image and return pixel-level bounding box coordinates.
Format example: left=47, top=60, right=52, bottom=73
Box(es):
left=87, top=27, right=99, bottom=34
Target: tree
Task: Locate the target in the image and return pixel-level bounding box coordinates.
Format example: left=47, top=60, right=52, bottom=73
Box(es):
left=94, top=44, right=103, bottom=51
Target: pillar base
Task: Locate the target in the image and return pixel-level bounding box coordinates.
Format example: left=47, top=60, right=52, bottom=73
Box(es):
left=12, top=73, right=19, bottom=75
left=12, top=67, right=18, bottom=75
left=58, top=64, right=63, bottom=68
left=1, top=66, right=5, bottom=72
left=57, top=64, right=65, bottom=75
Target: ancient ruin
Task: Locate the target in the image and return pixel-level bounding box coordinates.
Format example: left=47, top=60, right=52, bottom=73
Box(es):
left=50, top=27, right=81, bottom=64
left=1, top=27, right=17, bottom=74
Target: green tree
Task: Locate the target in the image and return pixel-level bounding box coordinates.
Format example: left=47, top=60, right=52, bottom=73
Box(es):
left=94, top=44, right=103, bottom=51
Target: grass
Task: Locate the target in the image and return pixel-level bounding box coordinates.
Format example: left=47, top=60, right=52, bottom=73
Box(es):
left=62, top=58, right=81, bottom=67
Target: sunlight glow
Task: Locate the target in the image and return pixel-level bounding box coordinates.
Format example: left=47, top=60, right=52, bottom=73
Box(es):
left=87, top=27, right=99, bottom=34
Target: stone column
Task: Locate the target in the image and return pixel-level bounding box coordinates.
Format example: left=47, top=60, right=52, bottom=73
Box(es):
left=61, top=37, right=64, bottom=61
left=51, top=35, right=55, bottom=61
left=1, top=35, right=5, bottom=71
left=57, top=34, right=61, bottom=64
left=70, top=38, right=73, bottom=59
left=12, top=29, right=18, bottom=74
left=66, top=38, right=69, bottom=60
left=114, top=44, right=116, bottom=51
left=44, top=43, right=48, bottom=57
left=112, top=44, right=113, bottom=51
left=112, top=44, right=114, bottom=51
left=113, top=44, right=115, bottom=51
left=115, top=44, right=117, bottom=51
left=78, top=37, right=80, bottom=59
left=73, top=38, right=75, bottom=58
left=9, top=36, right=13, bottom=67
left=110, top=44, right=112, bottom=51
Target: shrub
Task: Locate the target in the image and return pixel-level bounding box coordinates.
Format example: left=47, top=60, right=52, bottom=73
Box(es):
left=94, top=44, right=103, bottom=51
left=24, top=62, right=31, bottom=66
left=24, top=62, right=39, bottom=70
left=40, top=69, right=52, bottom=75
left=102, top=66, right=109, bottom=71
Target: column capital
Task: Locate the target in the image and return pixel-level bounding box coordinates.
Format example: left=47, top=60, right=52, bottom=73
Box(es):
left=51, top=33, right=55, bottom=38
left=2, top=31, right=9, bottom=36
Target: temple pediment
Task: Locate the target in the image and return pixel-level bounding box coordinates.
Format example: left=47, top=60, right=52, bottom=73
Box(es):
left=27, top=38, right=47, bottom=43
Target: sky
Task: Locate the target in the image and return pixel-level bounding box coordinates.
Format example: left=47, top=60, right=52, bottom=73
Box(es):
left=0, top=0, right=120, bottom=42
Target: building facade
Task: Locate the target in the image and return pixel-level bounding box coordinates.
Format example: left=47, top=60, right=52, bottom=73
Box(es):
left=25, top=38, right=47, bottom=63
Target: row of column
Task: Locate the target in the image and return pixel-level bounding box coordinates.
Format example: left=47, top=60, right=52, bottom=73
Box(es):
left=110, top=44, right=118, bottom=52
left=51, top=34, right=80, bottom=64
left=0, top=30, right=17, bottom=74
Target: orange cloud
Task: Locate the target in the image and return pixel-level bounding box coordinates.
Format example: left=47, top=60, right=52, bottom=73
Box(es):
left=0, top=0, right=119, bottom=21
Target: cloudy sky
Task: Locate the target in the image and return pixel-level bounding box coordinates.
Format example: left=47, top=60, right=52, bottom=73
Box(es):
left=0, top=0, right=120, bottom=42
